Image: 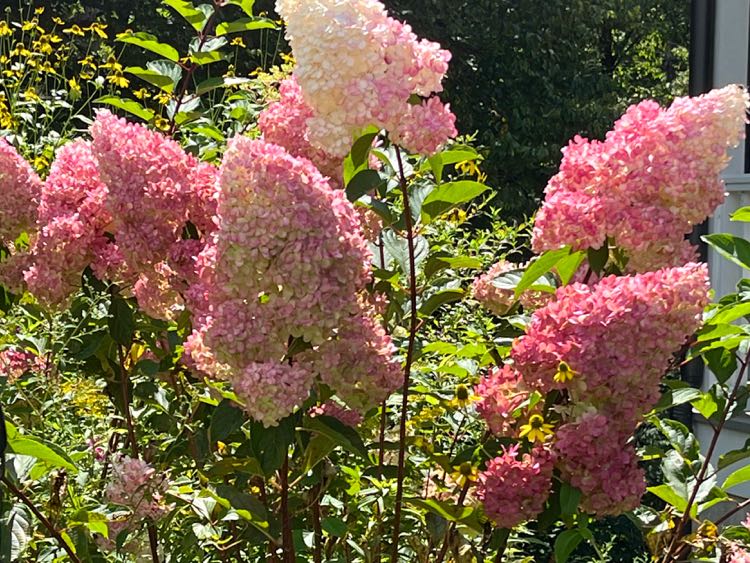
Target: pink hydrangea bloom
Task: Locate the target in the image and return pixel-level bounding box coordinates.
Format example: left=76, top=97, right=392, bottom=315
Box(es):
left=301, top=305, right=402, bottom=412
left=90, top=110, right=216, bottom=270
left=185, top=138, right=392, bottom=425
left=730, top=546, right=750, bottom=563
left=477, top=445, right=555, bottom=528
left=511, top=263, right=709, bottom=424
left=0, top=139, right=41, bottom=242
left=309, top=400, right=364, bottom=427
left=276, top=0, right=455, bottom=156
left=554, top=413, right=646, bottom=516
left=25, top=141, right=112, bottom=305
left=533, top=85, right=749, bottom=271
left=258, top=76, right=344, bottom=182
left=390, top=97, right=457, bottom=156
left=475, top=365, right=529, bottom=437
left=106, top=455, right=170, bottom=522
left=0, top=347, right=44, bottom=383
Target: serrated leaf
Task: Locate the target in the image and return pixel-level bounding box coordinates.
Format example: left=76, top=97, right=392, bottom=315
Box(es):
left=96, top=96, right=155, bottom=122
left=117, top=31, right=180, bottom=62
left=163, top=0, right=206, bottom=31
left=421, top=181, right=489, bottom=224
left=216, top=17, right=277, bottom=35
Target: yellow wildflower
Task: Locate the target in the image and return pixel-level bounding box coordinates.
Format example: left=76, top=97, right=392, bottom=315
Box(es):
left=106, top=72, right=129, bottom=88
left=52, top=17, right=65, bottom=26
left=32, top=155, right=49, bottom=171
left=63, top=25, right=84, bottom=36
left=79, top=71, right=94, bottom=80
left=85, top=23, right=108, bottom=39
left=79, top=55, right=97, bottom=69
left=68, top=77, right=82, bottom=97
left=34, top=7, right=45, bottom=15
left=101, top=54, right=121, bottom=71
left=154, top=91, right=172, bottom=105
left=553, top=361, right=577, bottom=384
left=0, top=21, right=12, bottom=37
left=154, top=116, right=170, bottom=131
left=21, top=19, right=38, bottom=32
left=519, top=414, right=554, bottom=443
left=450, top=462, right=479, bottom=487
left=133, top=88, right=151, bottom=100
left=449, top=384, right=478, bottom=409
left=22, top=88, right=41, bottom=102
left=230, top=37, right=246, bottom=48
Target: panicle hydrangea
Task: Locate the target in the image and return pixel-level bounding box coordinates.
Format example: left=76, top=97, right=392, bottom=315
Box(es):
left=554, top=413, right=645, bottom=516
left=309, top=400, right=364, bottom=427
left=300, top=305, right=402, bottom=412
left=186, top=138, right=397, bottom=425
left=194, top=136, right=371, bottom=366
left=533, top=85, right=749, bottom=270
left=258, top=76, right=344, bottom=182
left=472, top=260, right=552, bottom=315
left=0, top=138, right=41, bottom=242
left=475, top=365, right=528, bottom=437
left=730, top=546, right=750, bottom=563
left=106, top=455, right=170, bottom=522
left=24, top=141, right=112, bottom=305
left=90, top=110, right=215, bottom=270
left=477, top=445, right=555, bottom=528
left=511, top=263, right=709, bottom=424
left=0, top=347, right=44, bottom=383
left=276, top=0, right=455, bottom=156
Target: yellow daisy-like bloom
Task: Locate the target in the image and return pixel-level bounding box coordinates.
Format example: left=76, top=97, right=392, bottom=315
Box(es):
left=133, top=88, right=151, bottom=100
left=519, top=414, right=554, bottom=443
left=52, top=17, right=65, bottom=26
left=154, top=116, right=170, bottom=131
left=63, top=25, right=84, bottom=36
left=449, top=383, right=478, bottom=409
left=107, top=72, right=129, bottom=88
left=553, top=361, right=577, bottom=384
left=450, top=461, right=479, bottom=487
left=34, top=7, right=45, bottom=15
left=0, top=21, right=12, bottom=37
left=154, top=91, right=172, bottom=105
left=85, top=23, right=108, bottom=39
left=230, top=37, right=246, bottom=48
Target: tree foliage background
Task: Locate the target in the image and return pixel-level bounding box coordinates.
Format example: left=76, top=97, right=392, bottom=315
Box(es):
left=1, top=0, right=689, bottom=214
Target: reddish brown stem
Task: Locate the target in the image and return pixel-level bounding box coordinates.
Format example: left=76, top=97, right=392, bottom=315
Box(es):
left=280, top=455, right=295, bottom=563
left=389, top=146, right=420, bottom=562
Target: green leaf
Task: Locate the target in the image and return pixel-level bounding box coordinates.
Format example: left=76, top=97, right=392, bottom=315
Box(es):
left=216, top=17, right=277, bottom=35
left=692, top=390, right=721, bottom=420
left=515, top=247, right=570, bottom=297
left=95, top=96, right=155, bottom=122
left=703, top=347, right=738, bottom=384
left=304, top=416, right=368, bottom=460
left=719, top=438, right=750, bottom=470
left=213, top=484, right=267, bottom=523
left=554, top=529, right=583, bottom=563
left=321, top=517, right=347, bottom=537
left=706, top=301, right=750, bottom=326
left=421, top=181, right=489, bottom=224
left=723, top=464, right=750, bottom=490
left=190, top=51, right=228, bottom=65
left=346, top=169, right=384, bottom=202
left=108, top=297, right=134, bottom=346
left=125, top=64, right=181, bottom=93
left=0, top=505, right=30, bottom=561
left=226, top=0, right=256, bottom=16
left=117, top=31, right=180, bottom=62
left=703, top=233, right=750, bottom=271
left=419, top=289, right=465, bottom=316
left=424, top=255, right=482, bottom=279
left=209, top=400, right=244, bottom=442
left=731, top=206, right=750, bottom=222
left=301, top=434, right=336, bottom=473
left=162, top=0, right=206, bottom=31
left=560, top=483, right=581, bottom=516
left=250, top=415, right=295, bottom=475
left=555, top=251, right=586, bottom=285
left=381, top=231, right=428, bottom=274
left=7, top=435, right=77, bottom=472
left=428, top=154, right=444, bottom=184
left=651, top=387, right=703, bottom=414
left=648, top=484, right=689, bottom=513
left=587, top=244, right=609, bottom=274
left=405, top=498, right=483, bottom=533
